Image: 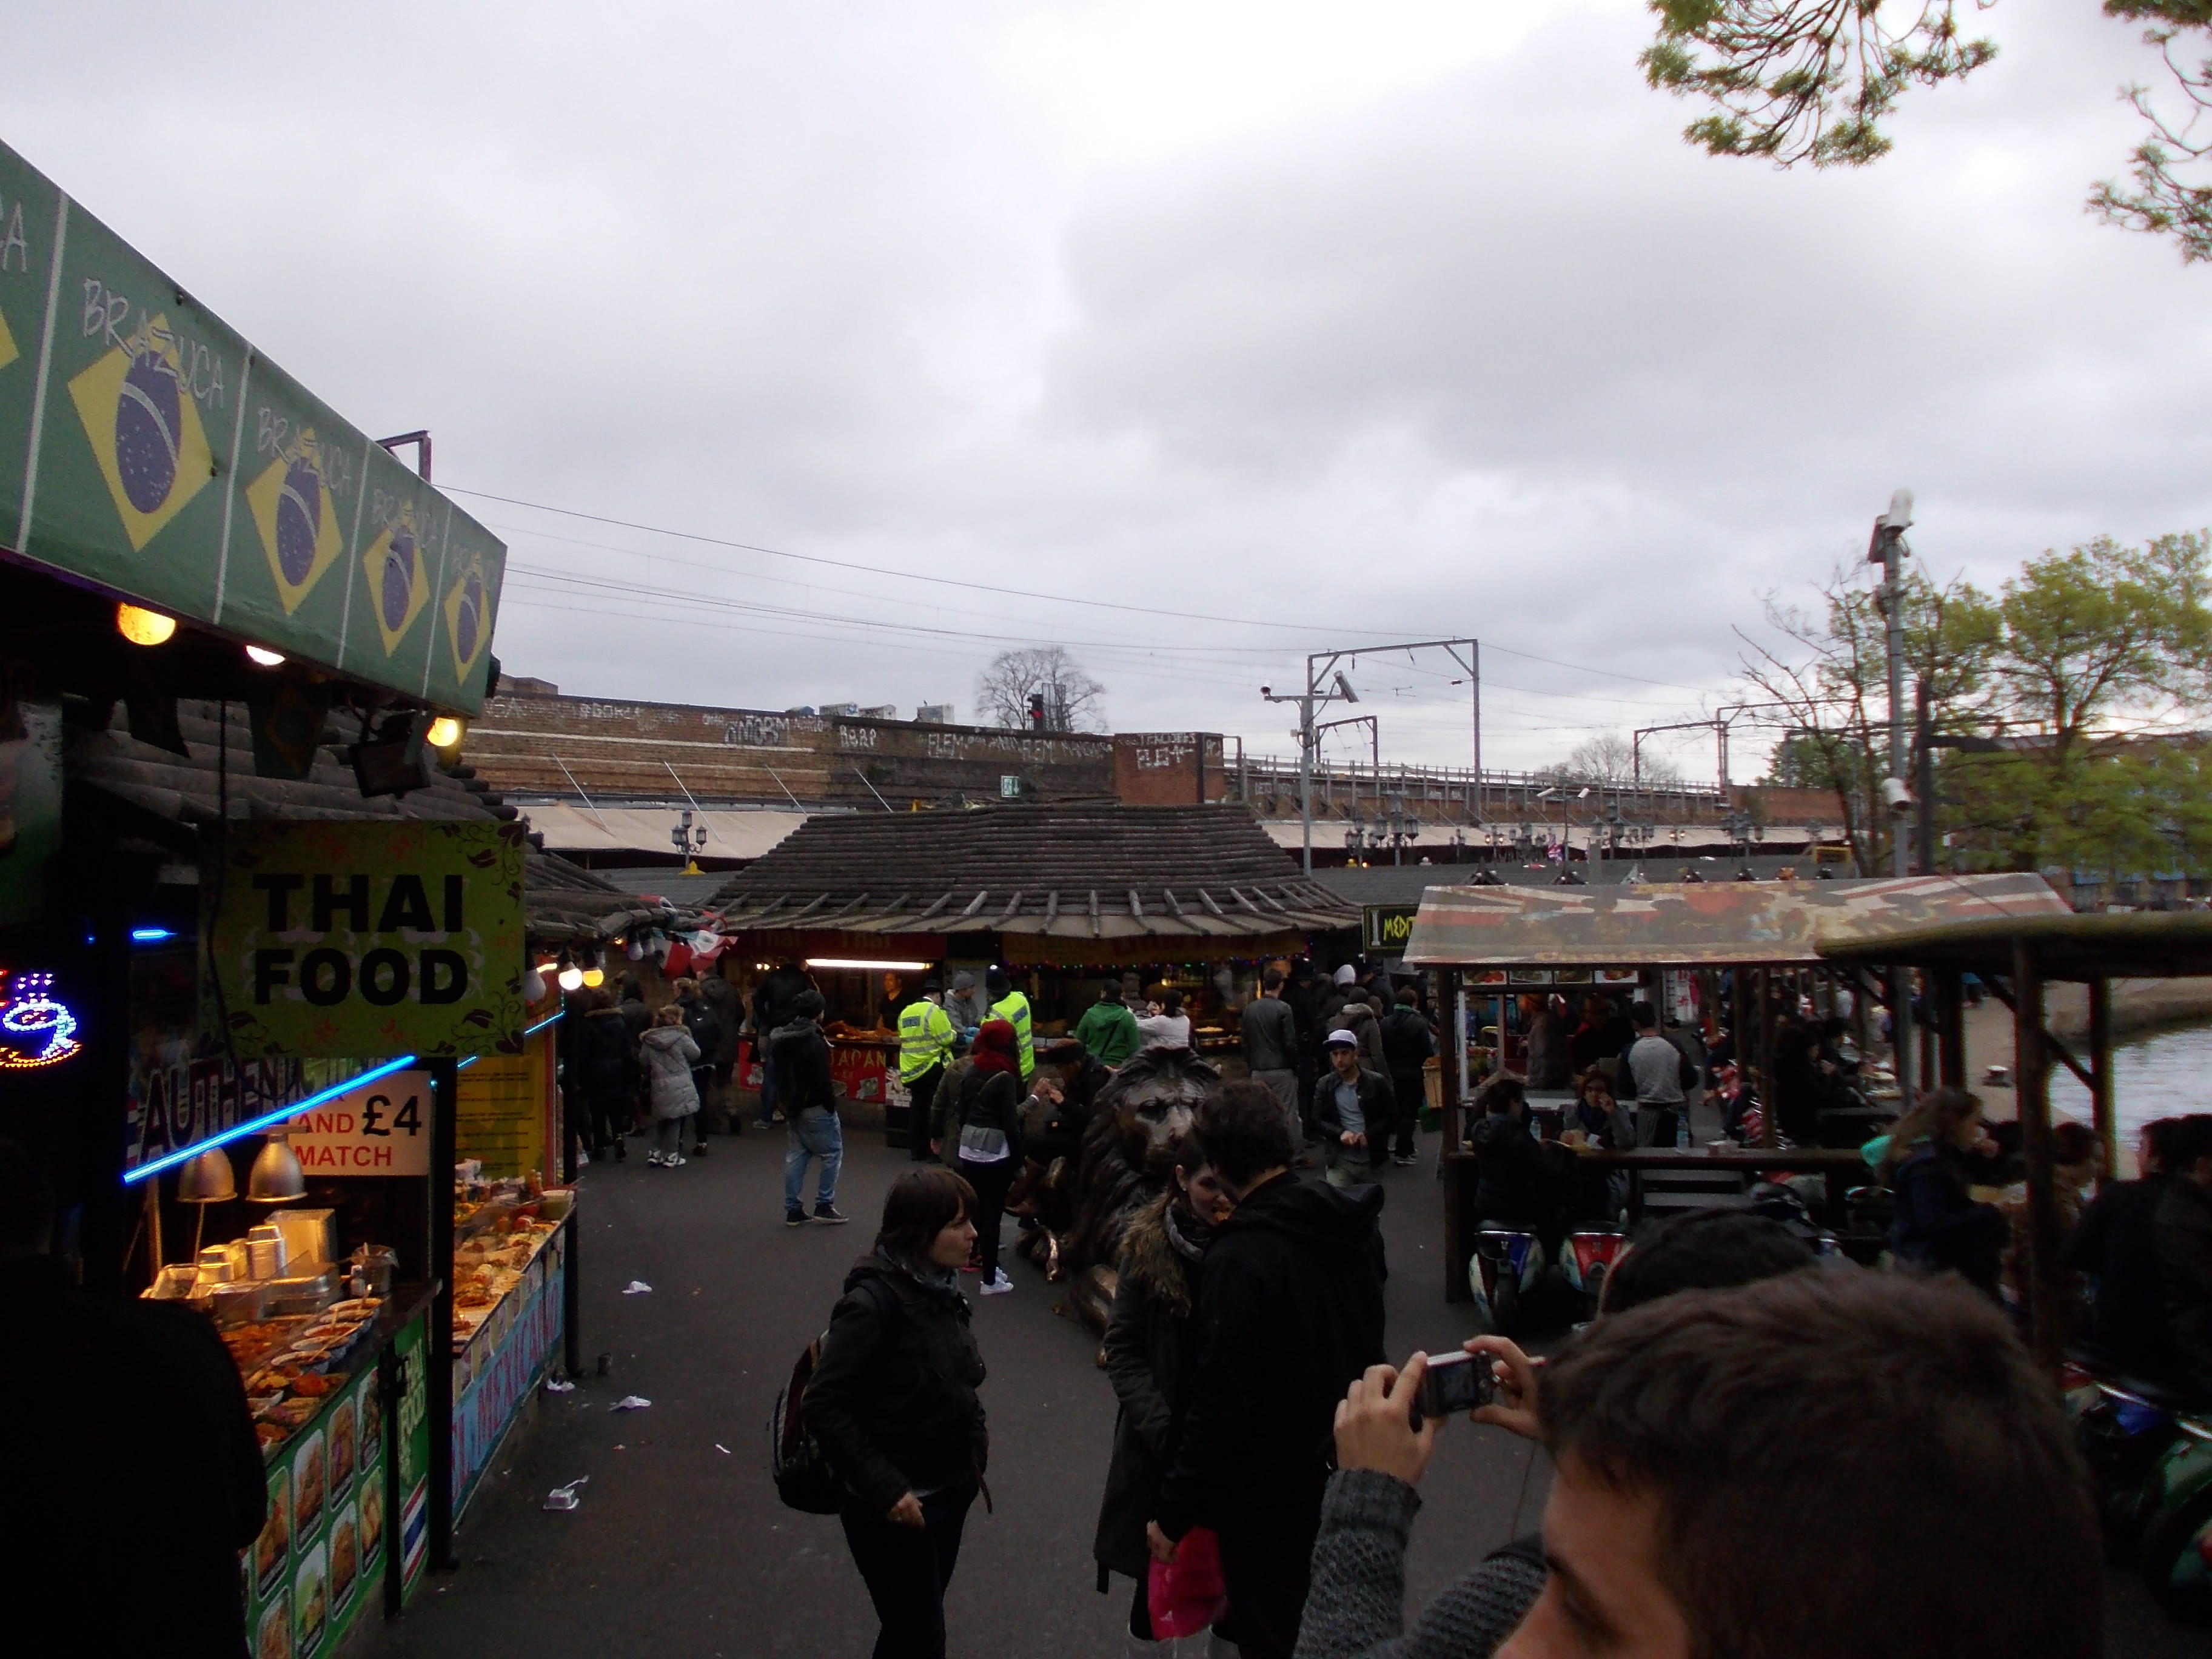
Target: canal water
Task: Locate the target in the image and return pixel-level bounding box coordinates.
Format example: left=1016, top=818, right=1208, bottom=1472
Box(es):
left=2049, top=1021, right=2212, bottom=1170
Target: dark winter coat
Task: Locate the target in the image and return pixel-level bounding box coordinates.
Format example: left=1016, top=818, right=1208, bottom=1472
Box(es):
left=574, top=1006, right=638, bottom=1105
left=752, top=966, right=816, bottom=1036
left=1153, top=1173, right=1387, bottom=1548
left=1470, top=1111, right=1567, bottom=1226
left=769, top=1018, right=836, bottom=1116
left=1378, top=1005, right=1435, bottom=1078
left=1094, top=1196, right=1210, bottom=1580
left=2063, top=1176, right=2177, bottom=1372
left=952, top=1065, right=1024, bottom=1167
left=2154, top=1176, right=2212, bottom=1397
left=802, top=1252, right=988, bottom=1517
left=1313, top=1066, right=1397, bottom=1142
left=697, top=973, right=743, bottom=1063
left=0, top=1256, right=265, bottom=1658
left=675, top=991, right=723, bottom=1070
left=1892, top=1145, right=2008, bottom=1293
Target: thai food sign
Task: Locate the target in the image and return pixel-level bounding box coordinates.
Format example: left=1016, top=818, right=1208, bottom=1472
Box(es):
left=0, top=138, right=504, bottom=712
left=204, top=821, right=527, bottom=1059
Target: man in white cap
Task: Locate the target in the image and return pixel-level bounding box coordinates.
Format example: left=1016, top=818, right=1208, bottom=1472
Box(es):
left=1313, top=1028, right=1395, bottom=1184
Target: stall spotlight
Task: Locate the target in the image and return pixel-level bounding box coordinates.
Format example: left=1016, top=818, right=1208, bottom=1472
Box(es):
left=424, top=715, right=464, bottom=749
left=245, top=645, right=286, bottom=667
left=115, top=603, right=177, bottom=646
left=803, top=958, right=930, bottom=972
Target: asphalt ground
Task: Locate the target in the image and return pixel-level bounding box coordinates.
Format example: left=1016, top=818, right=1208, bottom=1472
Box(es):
left=361, top=1117, right=2194, bottom=1659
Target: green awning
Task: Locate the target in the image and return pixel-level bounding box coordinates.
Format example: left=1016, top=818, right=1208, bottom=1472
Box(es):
left=0, top=140, right=504, bottom=713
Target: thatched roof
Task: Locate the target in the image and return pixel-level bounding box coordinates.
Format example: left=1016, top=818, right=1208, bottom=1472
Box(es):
left=704, top=804, right=1358, bottom=939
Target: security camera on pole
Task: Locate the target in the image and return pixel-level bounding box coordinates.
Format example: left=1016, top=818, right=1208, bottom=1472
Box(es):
left=1868, top=488, right=1917, bottom=1104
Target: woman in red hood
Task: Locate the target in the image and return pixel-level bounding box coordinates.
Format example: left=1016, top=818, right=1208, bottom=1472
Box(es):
left=952, top=1019, right=1057, bottom=1294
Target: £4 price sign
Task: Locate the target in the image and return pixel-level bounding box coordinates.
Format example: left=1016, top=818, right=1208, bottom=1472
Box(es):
left=286, top=1068, right=434, bottom=1176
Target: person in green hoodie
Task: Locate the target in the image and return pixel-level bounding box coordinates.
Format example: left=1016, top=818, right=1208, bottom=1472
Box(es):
left=1074, top=979, right=1144, bottom=1070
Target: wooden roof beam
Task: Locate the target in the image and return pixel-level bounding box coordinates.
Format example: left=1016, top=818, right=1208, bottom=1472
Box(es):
left=1198, top=888, right=1226, bottom=917
left=1044, top=891, right=1060, bottom=925
left=960, top=891, right=990, bottom=919
left=997, top=891, right=1025, bottom=923
left=916, top=892, right=955, bottom=920
left=1128, top=888, right=1144, bottom=918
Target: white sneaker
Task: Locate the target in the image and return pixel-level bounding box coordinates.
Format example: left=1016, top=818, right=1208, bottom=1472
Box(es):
left=645, top=1151, right=664, bottom=1166
left=664, top=1155, right=688, bottom=1167
left=979, top=1270, right=1014, bottom=1295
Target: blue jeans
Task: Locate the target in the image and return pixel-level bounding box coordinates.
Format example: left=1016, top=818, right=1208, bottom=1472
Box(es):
left=757, top=1045, right=779, bottom=1124
left=785, top=1107, right=842, bottom=1212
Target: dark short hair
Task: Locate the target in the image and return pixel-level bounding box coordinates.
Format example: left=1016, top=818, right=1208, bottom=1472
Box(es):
left=1601, top=1210, right=1817, bottom=1315
left=2051, top=1119, right=2097, bottom=1168
left=2143, top=1116, right=2185, bottom=1171
left=2168, top=1114, right=2212, bottom=1170
left=1540, top=1272, right=2100, bottom=1659
left=1039, top=1039, right=1085, bottom=1067
left=875, top=1166, right=979, bottom=1261
left=1100, top=980, right=1124, bottom=1002
left=1476, top=1074, right=1526, bottom=1116
left=1262, top=968, right=1284, bottom=991
left=1393, top=986, right=1417, bottom=1006
left=1192, top=1083, right=1299, bottom=1186
left=1629, top=1001, right=1657, bottom=1028
left=792, top=988, right=826, bottom=1021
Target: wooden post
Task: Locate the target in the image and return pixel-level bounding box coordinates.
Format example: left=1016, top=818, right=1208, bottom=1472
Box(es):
left=2012, top=941, right=2062, bottom=1370
left=1755, top=967, right=1777, bottom=1148
left=2088, top=977, right=2117, bottom=1185
left=1933, top=966, right=1965, bottom=1088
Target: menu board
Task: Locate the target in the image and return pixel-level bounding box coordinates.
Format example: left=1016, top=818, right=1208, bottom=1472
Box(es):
left=242, top=1329, right=398, bottom=1657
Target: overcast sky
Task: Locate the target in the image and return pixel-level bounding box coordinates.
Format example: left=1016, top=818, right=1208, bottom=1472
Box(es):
left=9, top=2, right=2207, bottom=780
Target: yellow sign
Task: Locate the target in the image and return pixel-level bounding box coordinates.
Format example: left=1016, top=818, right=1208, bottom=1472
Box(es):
left=205, top=821, right=526, bottom=1059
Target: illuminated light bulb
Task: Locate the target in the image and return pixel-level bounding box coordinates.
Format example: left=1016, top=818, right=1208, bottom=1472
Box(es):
left=245, top=645, right=286, bottom=666
left=115, top=603, right=177, bottom=646
left=425, top=716, right=463, bottom=748
left=557, top=965, right=585, bottom=991
left=581, top=967, right=605, bottom=988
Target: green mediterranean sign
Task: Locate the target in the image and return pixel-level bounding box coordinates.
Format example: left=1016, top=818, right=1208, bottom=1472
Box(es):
left=205, top=821, right=528, bottom=1059
left=0, top=139, right=504, bottom=713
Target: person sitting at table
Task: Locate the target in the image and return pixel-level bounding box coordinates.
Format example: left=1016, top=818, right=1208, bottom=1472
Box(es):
left=1469, top=1076, right=1570, bottom=1244
left=1884, top=1088, right=2009, bottom=1299
left=1566, top=1071, right=1634, bottom=1223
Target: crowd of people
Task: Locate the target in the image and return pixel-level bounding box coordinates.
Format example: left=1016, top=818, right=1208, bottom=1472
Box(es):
left=793, top=1083, right=2112, bottom=1659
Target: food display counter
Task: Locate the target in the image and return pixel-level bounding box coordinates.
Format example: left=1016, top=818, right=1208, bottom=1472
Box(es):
left=451, top=1171, right=573, bottom=1513
left=232, top=1287, right=434, bottom=1658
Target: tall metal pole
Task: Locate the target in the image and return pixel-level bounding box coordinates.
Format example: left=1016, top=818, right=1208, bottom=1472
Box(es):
left=1471, top=641, right=1482, bottom=825
left=1872, top=489, right=1915, bottom=1109
left=1299, top=693, right=1315, bottom=874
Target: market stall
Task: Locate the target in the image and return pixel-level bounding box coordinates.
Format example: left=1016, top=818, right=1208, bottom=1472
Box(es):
left=701, top=803, right=1361, bottom=1138
left=1401, top=871, right=2073, bottom=1301
left=0, top=133, right=531, bottom=1654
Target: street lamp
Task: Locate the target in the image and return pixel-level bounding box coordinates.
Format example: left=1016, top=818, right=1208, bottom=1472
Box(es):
left=671, top=809, right=708, bottom=870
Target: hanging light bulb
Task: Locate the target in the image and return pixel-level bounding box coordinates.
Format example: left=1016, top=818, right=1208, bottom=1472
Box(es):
left=115, top=603, right=177, bottom=645
left=522, top=967, right=547, bottom=1002
left=424, top=715, right=463, bottom=748
left=581, top=967, right=605, bottom=988
left=244, top=645, right=286, bottom=667
left=558, top=962, right=585, bottom=992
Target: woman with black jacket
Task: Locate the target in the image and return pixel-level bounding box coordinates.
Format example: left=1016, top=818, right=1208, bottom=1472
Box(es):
left=951, top=1019, right=1053, bottom=1296
left=573, top=988, right=638, bottom=1161
left=802, top=1167, right=988, bottom=1659
left=1093, top=1142, right=1236, bottom=1655
left=1885, top=1087, right=2009, bottom=1296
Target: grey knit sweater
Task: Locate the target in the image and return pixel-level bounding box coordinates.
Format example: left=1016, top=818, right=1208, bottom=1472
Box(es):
left=1293, top=1469, right=1547, bottom=1659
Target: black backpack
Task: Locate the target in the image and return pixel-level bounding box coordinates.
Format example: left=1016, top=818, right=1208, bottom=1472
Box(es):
left=769, top=1329, right=846, bottom=1514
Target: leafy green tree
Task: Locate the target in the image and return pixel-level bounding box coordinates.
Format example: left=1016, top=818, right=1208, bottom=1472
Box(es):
left=1737, top=561, right=1999, bottom=874
left=1641, top=1, right=2212, bottom=262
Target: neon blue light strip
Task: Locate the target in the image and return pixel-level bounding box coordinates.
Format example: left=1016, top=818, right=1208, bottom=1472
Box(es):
left=130, top=927, right=176, bottom=943
left=525, top=1011, right=563, bottom=1037
left=123, top=1053, right=419, bottom=1184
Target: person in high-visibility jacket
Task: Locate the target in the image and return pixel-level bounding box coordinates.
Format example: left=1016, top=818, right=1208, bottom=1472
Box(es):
left=985, top=967, right=1034, bottom=1083
left=897, top=979, right=956, bottom=1161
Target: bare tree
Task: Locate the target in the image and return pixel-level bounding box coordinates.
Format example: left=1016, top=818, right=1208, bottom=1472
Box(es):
left=974, top=646, right=1108, bottom=733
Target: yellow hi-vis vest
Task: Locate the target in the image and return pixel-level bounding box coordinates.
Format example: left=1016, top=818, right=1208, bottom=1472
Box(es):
left=897, top=997, right=954, bottom=1083
left=989, top=990, right=1034, bottom=1081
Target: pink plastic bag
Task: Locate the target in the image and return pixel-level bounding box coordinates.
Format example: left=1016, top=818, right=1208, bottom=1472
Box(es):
left=1147, top=1525, right=1228, bottom=1639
